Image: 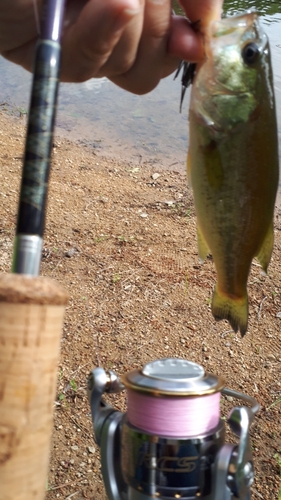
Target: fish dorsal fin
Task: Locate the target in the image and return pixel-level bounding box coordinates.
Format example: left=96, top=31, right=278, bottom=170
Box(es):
left=255, top=221, right=274, bottom=274
left=197, top=224, right=209, bottom=263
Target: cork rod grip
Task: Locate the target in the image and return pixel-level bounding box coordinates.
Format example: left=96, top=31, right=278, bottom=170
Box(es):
left=0, top=274, right=68, bottom=500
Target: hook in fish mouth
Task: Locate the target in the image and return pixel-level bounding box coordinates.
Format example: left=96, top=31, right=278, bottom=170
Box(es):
left=173, top=18, right=201, bottom=112
left=174, top=61, right=197, bottom=113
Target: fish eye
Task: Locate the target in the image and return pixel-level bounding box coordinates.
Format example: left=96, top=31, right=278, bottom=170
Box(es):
left=242, top=43, right=260, bottom=65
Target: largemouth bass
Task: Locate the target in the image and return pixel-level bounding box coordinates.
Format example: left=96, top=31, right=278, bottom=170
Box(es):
left=188, top=11, right=279, bottom=336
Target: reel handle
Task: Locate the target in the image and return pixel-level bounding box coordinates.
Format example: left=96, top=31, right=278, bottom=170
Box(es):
left=87, top=367, right=124, bottom=445
left=88, top=368, right=126, bottom=500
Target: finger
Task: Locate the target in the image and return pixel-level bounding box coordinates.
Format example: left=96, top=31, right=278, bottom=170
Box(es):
left=2, top=40, right=35, bottom=72
left=1, top=0, right=39, bottom=70
left=60, top=0, right=141, bottom=82
left=110, top=0, right=172, bottom=95
left=0, top=0, right=39, bottom=53
left=95, top=0, right=145, bottom=78
left=168, top=15, right=204, bottom=62
left=2, top=0, right=141, bottom=79
left=179, top=0, right=223, bottom=27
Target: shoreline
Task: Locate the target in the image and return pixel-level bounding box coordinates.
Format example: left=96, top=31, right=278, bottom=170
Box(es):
left=3, top=99, right=281, bottom=207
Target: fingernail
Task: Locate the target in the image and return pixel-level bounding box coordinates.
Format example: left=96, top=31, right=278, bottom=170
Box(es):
left=124, top=0, right=140, bottom=15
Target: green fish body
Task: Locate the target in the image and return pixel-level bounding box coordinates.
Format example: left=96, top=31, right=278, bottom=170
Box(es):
left=188, top=12, right=279, bottom=336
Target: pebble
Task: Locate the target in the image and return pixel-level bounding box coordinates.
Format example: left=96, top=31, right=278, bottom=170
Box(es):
left=151, top=173, right=161, bottom=180
left=87, top=446, right=96, bottom=454
left=140, top=213, right=148, bottom=218
left=65, top=248, right=75, bottom=258
left=71, top=445, right=79, bottom=451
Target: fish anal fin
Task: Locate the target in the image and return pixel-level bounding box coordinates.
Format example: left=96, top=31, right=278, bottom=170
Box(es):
left=212, top=285, right=248, bottom=337
left=197, top=225, right=209, bottom=263
left=187, top=149, right=192, bottom=187
left=255, top=221, right=274, bottom=274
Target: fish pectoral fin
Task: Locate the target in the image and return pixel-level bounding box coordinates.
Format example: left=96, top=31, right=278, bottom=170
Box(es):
left=187, top=149, right=192, bottom=187
left=255, top=221, right=274, bottom=274
left=212, top=285, right=248, bottom=337
left=197, top=225, right=210, bottom=263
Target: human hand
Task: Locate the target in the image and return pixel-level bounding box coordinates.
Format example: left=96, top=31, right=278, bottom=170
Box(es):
left=0, top=0, right=223, bottom=94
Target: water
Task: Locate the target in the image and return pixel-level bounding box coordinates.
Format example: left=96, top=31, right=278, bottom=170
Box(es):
left=0, top=2, right=280, bottom=171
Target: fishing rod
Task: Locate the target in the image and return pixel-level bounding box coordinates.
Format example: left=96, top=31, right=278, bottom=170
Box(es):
left=0, top=1, right=67, bottom=499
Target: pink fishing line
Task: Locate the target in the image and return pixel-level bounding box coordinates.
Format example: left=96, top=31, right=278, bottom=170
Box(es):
left=127, top=390, right=220, bottom=437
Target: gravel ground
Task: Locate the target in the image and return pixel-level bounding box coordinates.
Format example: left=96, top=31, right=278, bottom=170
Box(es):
left=0, top=110, right=280, bottom=499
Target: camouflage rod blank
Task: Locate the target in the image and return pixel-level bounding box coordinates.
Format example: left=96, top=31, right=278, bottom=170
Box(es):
left=12, top=0, right=65, bottom=275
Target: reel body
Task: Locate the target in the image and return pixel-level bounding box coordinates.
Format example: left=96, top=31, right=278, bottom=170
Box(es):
left=122, top=418, right=225, bottom=499
left=88, top=359, right=259, bottom=500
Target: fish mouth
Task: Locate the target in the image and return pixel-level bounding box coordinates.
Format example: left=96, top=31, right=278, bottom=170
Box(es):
left=210, top=86, right=252, bottom=99
left=210, top=90, right=252, bottom=98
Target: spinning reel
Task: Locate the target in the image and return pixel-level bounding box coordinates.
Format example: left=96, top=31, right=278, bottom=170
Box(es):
left=88, top=358, right=259, bottom=500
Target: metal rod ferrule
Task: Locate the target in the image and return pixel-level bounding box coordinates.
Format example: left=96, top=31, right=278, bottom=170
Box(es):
left=12, top=235, right=43, bottom=276
left=41, top=0, right=66, bottom=41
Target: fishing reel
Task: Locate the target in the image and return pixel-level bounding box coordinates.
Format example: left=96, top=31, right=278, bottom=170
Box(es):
left=88, top=358, right=259, bottom=500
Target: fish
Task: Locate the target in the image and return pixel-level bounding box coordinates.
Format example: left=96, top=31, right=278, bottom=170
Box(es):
left=188, top=11, right=279, bottom=336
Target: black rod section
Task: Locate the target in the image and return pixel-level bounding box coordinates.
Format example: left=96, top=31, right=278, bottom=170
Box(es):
left=12, top=0, right=65, bottom=275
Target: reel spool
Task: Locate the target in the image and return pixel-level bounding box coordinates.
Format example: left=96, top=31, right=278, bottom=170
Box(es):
left=88, top=358, right=259, bottom=500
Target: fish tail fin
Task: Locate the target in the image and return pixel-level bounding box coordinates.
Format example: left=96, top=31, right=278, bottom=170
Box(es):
left=212, top=285, right=248, bottom=337
left=255, top=221, right=274, bottom=274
